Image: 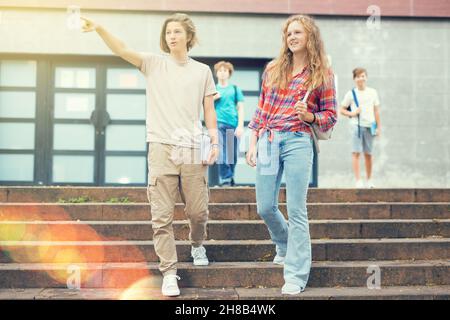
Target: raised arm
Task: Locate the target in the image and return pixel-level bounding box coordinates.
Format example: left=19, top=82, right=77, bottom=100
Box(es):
left=81, top=17, right=143, bottom=68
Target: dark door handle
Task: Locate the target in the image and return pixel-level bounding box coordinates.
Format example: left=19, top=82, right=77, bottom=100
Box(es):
left=90, top=109, right=111, bottom=133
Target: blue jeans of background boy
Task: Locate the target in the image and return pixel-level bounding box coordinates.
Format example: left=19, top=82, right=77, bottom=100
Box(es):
left=217, top=121, right=238, bottom=184
left=255, top=130, right=314, bottom=290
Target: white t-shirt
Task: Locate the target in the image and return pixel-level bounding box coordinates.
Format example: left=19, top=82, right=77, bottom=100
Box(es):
left=341, top=87, right=380, bottom=127
left=139, top=53, right=217, bottom=148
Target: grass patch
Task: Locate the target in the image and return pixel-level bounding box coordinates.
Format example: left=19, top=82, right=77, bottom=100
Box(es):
left=105, top=197, right=131, bottom=204
left=57, top=196, right=132, bottom=203
left=57, top=196, right=91, bottom=203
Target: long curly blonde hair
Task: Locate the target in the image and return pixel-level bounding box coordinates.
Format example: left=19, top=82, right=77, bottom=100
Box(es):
left=266, top=15, right=330, bottom=90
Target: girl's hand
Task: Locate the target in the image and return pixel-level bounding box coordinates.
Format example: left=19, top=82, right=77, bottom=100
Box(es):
left=81, top=16, right=99, bottom=33
left=294, top=101, right=308, bottom=121
left=234, top=125, right=244, bottom=139
left=246, top=146, right=257, bottom=167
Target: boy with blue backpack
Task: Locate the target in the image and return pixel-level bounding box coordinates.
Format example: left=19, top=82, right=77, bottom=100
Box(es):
left=213, top=61, right=245, bottom=186
left=340, top=68, right=381, bottom=188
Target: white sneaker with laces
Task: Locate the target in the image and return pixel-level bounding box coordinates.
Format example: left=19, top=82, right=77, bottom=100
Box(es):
left=355, top=179, right=365, bottom=188
left=191, top=245, right=209, bottom=266
left=273, top=254, right=285, bottom=265
left=281, top=283, right=305, bottom=295
left=162, top=274, right=181, bottom=297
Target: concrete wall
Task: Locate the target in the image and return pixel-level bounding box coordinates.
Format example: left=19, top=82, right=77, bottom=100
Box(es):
left=318, top=18, right=450, bottom=188
left=0, top=8, right=449, bottom=187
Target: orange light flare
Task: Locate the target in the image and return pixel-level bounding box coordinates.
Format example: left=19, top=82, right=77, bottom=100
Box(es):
left=118, top=275, right=164, bottom=300
left=101, top=236, right=156, bottom=299
left=0, top=205, right=104, bottom=286
left=1, top=204, right=154, bottom=292
left=0, top=204, right=71, bottom=263
left=41, top=223, right=106, bottom=286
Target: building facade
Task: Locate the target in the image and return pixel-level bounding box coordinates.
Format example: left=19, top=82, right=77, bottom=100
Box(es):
left=0, top=1, right=449, bottom=187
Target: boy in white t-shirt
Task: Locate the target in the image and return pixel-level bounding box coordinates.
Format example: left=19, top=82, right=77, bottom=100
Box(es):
left=340, top=68, right=381, bottom=188
left=81, top=13, right=219, bottom=297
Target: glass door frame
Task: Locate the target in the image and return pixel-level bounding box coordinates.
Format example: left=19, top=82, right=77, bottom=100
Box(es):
left=47, top=55, right=148, bottom=186
left=102, top=63, right=148, bottom=186
left=0, top=54, right=48, bottom=186
left=49, top=59, right=102, bottom=186
left=0, top=53, right=149, bottom=186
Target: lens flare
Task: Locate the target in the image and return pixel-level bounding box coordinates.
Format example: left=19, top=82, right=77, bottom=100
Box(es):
left=118, top=276, right=163, bottom=300
left=1, top=203, right=155, bottom=294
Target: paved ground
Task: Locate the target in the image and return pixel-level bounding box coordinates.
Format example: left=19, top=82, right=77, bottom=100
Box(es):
left=0, top=286, right=449, bottom=300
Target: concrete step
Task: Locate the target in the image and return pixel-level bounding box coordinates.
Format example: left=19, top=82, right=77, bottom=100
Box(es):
left=0, top=260, right=448, bottom=289
left=1, top=239, right=448, bottom=263
left=0, top=285, right=448, bottom=300
left=1, top=187, right=449, bottom=204
left=1, top=203, right=449, bottom=221
left=234, top=286, right=450, bottom=300
left=1, top=220, right=448, bottom=241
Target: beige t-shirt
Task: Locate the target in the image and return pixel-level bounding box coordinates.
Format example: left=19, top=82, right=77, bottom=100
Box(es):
left=139, top=53, right=216, bottom=148
left=341, top=87, right=380, bottom=127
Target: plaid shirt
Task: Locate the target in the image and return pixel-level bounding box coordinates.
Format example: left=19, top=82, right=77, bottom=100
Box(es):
left=248, top=67, right=337, bottom=142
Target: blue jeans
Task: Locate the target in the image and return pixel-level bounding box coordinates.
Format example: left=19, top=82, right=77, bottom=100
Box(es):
left=255, top=130, right=313, bottom=289
left=217, top=122, right=238, bottom=182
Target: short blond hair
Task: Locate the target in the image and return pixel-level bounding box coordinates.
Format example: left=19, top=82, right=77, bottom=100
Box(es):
left=214, top=61, right=234, bottom=76
left=160, top=13, right=198, bottom=53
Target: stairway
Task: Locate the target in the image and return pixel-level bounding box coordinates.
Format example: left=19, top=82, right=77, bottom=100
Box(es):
left=0, top=187, right=449, bottom=300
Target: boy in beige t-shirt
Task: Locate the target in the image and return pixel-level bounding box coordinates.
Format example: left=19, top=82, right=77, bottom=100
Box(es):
left=81, top=13, right=219, bottom=297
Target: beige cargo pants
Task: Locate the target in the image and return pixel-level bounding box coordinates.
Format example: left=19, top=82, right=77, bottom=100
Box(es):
left=147, top=142, right=209, bottom=276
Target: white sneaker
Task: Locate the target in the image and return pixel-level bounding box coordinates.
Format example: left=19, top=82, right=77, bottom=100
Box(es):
left=162, top=275, right=181, bottom=297
left=355, top=180, right=365, bottom=188
left=281, top=283, right=305, bottom=295
left=273, top=254, right=285, bottom=265
left=367, top=179, right=375, bottom=188
left=191, top=245, right=209, bottom=266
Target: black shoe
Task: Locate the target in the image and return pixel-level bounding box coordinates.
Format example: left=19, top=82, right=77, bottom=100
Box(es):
left=230, top=178, right=235, bottom=187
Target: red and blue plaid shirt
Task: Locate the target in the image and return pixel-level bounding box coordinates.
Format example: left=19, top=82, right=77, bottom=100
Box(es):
left=248, top=67, right=337, bottom=141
